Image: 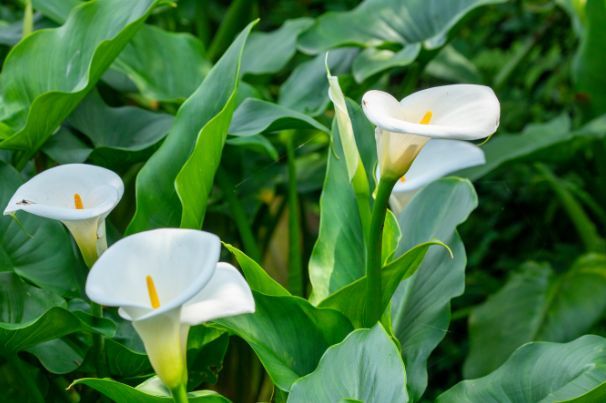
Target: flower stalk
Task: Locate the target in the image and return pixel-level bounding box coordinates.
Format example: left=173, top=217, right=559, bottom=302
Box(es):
left=171, top=383, right=189, bottom=403
left=364, top=175, right=398, bottom=327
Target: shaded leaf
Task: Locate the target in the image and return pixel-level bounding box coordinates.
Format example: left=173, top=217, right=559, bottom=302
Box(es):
left=572, top=0, right=606, bottom=117
left=215, top=292, right=352, bottom=391
left=352, top=45, right=420, bottom=83
left=298, top=0, right=506, bottom=53
left=229, top=98, right=328, bottom=136
left=439, top=335, right=606, bottom=402
left=288, top=324, right=408, bottom=403
left=465, top=254, right=606, bottom=378
left=73, top=378, right=230, bottom=403
left=242, top=18, right=314, bottom=75
left=0, top=0, right=159, bottom=155
left=391, top=178, right=478, bottom=400
left=278, top=48, right=358, bottom=117
left=0, top=161, right=80, bottom=294
left=128, top=21, right=256, bottom=232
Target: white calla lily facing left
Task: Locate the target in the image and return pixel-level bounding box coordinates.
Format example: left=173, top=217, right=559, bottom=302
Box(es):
left=362, top=84, right=499, bottom=179
left=85, top=228, right=255, bottom=396
left=3, top=163, right=124, bottom=267
left=389, top=139, right=486, bottom=213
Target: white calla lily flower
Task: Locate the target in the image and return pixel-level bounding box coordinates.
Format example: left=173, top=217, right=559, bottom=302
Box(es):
left=389, top=139, right=486, bottom=213
left=362, top=84, right=499, bottom=178
left=3, top=163, right=124, bottom=267
left=85, top=228, right=255, bottom=392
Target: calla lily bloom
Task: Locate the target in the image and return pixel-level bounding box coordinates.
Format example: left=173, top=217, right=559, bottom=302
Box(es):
left=85, top=228, right=255, bottom=395
left=389, top=139, right=486, bottom=213
left=3, top=163, right=124, bottom=267
left=362, top=84, right=499, bottom=179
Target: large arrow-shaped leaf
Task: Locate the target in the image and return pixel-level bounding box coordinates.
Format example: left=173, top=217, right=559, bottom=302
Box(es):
left=0, top=0, right=159, bottom=158
left=127, top=21, right=256, bottom=232
left=439, top=335, right=606, bottom=402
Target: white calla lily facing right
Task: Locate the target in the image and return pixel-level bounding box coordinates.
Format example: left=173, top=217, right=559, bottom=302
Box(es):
left=85, top=228, right=255, bottom=398
left=3, top=163, right=124, bottom=267
left=389, top=139, right=486, bottom=213
left=362, top=84, right=499, bottom=179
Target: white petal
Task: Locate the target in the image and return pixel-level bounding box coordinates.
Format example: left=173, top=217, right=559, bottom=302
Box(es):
left=3, top=163, right=124, bottom=221
left=63, top=218, right=102, bottom=268
left=86, top=229, right=221, bottom=321
left=362, top=85, right=500, bottom=140
left=393, top=139, right=485, bottom=193
left=132, top=308, right=188, bottom=389
left=376, top=128, right=428, bottom=178
left=181, top=262, right=255, bottom=326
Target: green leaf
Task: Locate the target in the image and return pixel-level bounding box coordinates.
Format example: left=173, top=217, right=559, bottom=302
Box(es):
left=72, top=378, right=230, bottom=403
left=459, top=115, right=572, bottom=180
left=465, top=254, right=606, bottom=378
left=67, top=91, right=173, bottom=167
left=42, top=127, right=92, bottom=164
left=32, top=0, right=209, bottom=102
left=113, top=25, right=211, bottom=102
left=31, top=0, right=79, bottom=23
left=223, top=243, right=290, bottom=297
left=319, top=241, right=444, bottom=328
left=105, top=338, right=151, bottom=378
left=425, top=45, right=482, bottom=83
left=308, top=98, right=375, bottom=303
left=241, top=18, right=314, bottom=75
left=391, top=177, right=478, bottom=401
left=128, top=21, right=256, bottom=232
left=0, top=0, right=159, bottom=156
left=0, top=272, right=113, bottom=354
left=229, top=98, right=328, bottom=136
left=26, top=337, right=86, bottom=374
left=215, top=292, right=353, bottom=391
left=438, top=335, right=606, bottom=402
left=298, top=0, right=506, bottom=53
left=0, top=161, right=80, bottom=294
left=288, top=324, right=408, bottom=402
left=226, top=135, right=278, bottom=160
left=559, top=382, right=606, bottom=402
left=572, top=0, right=606, bottom=117
left=278, top=48, right=358, bottom=117
left=352, top=44, right=420, bottom=83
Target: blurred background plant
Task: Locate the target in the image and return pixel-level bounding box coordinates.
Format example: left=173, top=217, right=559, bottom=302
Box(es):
left=0, top=0, right=605, bottom=402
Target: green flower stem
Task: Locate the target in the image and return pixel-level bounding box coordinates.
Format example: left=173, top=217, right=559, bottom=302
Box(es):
left=90, top=301, right=107, bottom=378
left=536, top=163, right=606, bottom=253
left=22, top=0, right=33, bottom=38
left=171, top=383, right=189, bottom=403
left=364, top=176, right=398, bottom=327
left=216, top=169, right=262, bottom=262
left=85, top=242, right=108, bottom=378
left=285, top=134, right=304, bottom=296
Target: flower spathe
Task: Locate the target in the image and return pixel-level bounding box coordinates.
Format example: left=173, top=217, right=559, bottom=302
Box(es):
left=362, top=84, right=500, bottom=179
left=389, top=139, right=486, bottom=213
left=3, top=163, right=124, bottom=267
left=85, top=228, right=255, bottom=390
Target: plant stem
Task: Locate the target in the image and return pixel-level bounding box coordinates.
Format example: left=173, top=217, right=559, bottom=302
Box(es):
left=216, top=169, right=262, bottom=262
left=285, top=135, right=303, bottom=296
left=364, top=176, right=397, bottom=327
left=536, top=163, right=605, bottom=253
left=90, top=302, right=107, bottom=377
left=22, top=0, right=33, bottom=38
left=171, top=383, right=189, bottom=403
